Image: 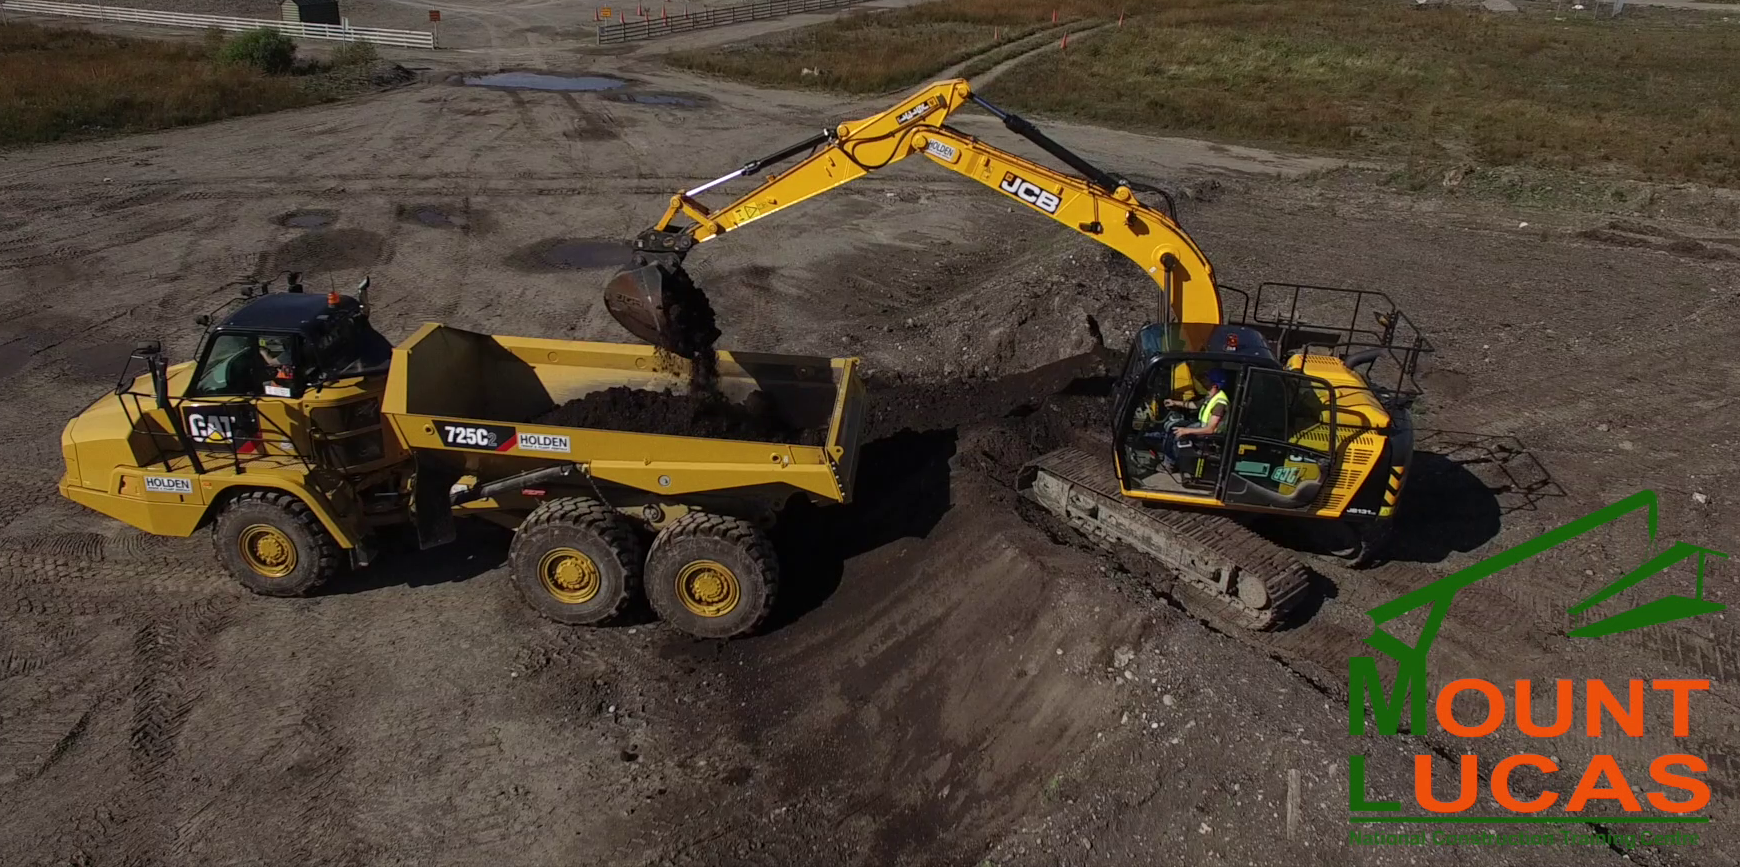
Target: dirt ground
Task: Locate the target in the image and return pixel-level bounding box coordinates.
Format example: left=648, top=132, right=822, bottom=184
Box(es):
left=1, top=12, right=1738, bottom=867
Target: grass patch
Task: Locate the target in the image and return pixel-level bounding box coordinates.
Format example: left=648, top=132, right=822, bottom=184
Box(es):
left=979, top=0, right=1740, bottom=186
left=0, top=22, right=404, bottom=148
left=666, top=0, right=1148, bottom=93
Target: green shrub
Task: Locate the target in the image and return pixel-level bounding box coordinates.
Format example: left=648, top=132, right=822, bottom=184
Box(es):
left=219, top=28, right=297, bottom=75
left=329, top=40, right=378, bottom=68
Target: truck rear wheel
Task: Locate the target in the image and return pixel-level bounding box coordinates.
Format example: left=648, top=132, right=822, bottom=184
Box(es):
left=509, top=498, right=643, bottom=626
left=644, top=513, right=778, bottom=640
left=212, top=490, right=343, bottom=597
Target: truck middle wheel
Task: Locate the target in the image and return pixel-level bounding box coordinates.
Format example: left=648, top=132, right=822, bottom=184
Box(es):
left=644, top=512, right=779, bottom=640
left=509, top=498, right=644, bottom=625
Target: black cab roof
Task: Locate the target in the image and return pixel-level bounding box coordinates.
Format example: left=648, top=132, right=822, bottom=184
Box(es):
left=217, top=292, right=363, bottom=337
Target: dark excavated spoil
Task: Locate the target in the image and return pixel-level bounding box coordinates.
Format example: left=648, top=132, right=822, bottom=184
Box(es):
left=659, top=266, right=723, bottom=392
left=533, top=386, right=825, bottom=445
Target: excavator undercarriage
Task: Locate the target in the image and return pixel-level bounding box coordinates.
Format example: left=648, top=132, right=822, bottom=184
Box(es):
left=601, top=78, right=1434, bottom=631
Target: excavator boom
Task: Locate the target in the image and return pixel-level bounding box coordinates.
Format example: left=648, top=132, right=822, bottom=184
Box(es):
left=603, top=78, right=1223, bottom=356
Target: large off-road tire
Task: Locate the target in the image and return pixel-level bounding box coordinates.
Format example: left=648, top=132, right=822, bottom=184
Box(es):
left=509, top=498, right=643, bottom=626
left=644, top=512, right=778, bottom=640
left=212, top=490, right=344, bottom=597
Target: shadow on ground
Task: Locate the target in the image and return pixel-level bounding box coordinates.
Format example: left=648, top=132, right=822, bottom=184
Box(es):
left=761, top=428, right=957, bottom=633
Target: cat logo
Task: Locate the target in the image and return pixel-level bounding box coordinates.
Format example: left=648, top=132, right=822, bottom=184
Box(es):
left=186, top=412, right=237, bottom=443
left=182, top=407, right=261, bottom=453
left=998, top=172, right=1061, bottom=214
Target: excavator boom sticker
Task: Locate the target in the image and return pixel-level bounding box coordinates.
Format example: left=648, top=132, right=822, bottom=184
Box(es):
left=999, top=172, right=1061, bottom=214
left=923, top=140, right=959, bottom=164
left=895, top=98, right=942, bottom=126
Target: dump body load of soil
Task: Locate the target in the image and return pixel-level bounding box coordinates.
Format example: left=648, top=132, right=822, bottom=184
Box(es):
left=533, top=386, right=826, bottom=445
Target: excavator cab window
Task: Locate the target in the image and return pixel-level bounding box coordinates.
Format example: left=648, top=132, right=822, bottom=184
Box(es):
left=1121, top=359, right=1241, bottom=494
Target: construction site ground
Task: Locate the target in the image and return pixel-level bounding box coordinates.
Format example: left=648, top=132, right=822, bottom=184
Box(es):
left=1, top=13, right=1738, bottom=867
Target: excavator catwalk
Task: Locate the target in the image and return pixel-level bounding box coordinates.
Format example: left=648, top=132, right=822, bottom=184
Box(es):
left=603, top=77, right=1435, bottom=630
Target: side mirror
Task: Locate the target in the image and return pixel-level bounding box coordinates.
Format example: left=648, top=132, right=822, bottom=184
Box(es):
left=288, top=271, right=304, bottom=293
left=356, top=275, right=370, bottom=310
left=134, top=340, right=162, bottom=356
left=194, top=314, right=210, bottom=327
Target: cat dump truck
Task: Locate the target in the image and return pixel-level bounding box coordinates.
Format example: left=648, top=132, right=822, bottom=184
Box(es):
left=57, top=274, right=866, bottom=639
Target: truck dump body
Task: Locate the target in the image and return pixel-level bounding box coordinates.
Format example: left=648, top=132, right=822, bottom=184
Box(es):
left=382, top=324, right=865, bottom=504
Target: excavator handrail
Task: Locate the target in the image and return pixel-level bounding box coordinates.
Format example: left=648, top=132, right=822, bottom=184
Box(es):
left=612, top=78, right=1226, bottom=347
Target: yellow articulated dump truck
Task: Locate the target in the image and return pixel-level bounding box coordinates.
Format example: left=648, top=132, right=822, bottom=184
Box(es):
left=57, top=273, right=866, bottom=638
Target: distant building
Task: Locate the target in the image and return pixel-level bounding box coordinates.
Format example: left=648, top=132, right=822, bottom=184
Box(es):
left=280, top=0, right=341, bottom=26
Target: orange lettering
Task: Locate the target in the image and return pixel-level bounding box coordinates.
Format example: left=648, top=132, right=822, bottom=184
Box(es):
left=1566, top=755, right=1642, bottom=812
left=1586, top=680, right=1644, bottom=737
left=1415, top=754, right=1480, bottom=812
left=1516, top=679, right=1573, bottom=737
left=1651, top=680, right=1710, bottom=737
left=1491, top=754, right=1558, bottom=812
left=1648, top=755, right=1710, bottom=813
left=1437, top=678, right=1505, bottom=737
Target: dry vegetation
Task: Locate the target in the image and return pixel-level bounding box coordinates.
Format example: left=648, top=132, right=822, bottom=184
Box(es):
left=670, top=0, right=1740, bottom=187
left=665, top=0, right=1149, bottom=93
left=983, top=0, right=1740, bottom=186
left=0, top=23, right=394, bottom=148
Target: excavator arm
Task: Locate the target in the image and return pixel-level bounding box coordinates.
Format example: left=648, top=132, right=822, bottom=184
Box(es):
left=603, top=78, right=1224, bottom=357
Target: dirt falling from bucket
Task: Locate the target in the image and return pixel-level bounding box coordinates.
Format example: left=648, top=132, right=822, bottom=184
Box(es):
left=658, top=266, right=723, bottom=396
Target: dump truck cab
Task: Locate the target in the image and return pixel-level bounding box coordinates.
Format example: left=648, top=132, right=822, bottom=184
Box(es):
left=59, top=275, right=409, bottom=594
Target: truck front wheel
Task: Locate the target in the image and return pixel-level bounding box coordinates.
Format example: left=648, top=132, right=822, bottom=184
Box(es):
left=644, top=513, right=778, bottom=640
left=212, top=490, right=344, bottom=597
left=509, top=498, right=644, bottom=626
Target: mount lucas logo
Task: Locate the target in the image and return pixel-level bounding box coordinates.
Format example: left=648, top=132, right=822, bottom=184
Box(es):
left=1348, top=490, right=1727, bottom=819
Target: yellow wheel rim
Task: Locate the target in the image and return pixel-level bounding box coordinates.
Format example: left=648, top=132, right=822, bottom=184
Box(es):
left=539, top=547, right=601, bottom=604
left=675, top=559, right=739, bottom=618
left=238, top=524, right=297, bottom=579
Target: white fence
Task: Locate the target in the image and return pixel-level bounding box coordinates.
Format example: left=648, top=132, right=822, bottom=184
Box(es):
left=0, top=0, right=438, bottom=48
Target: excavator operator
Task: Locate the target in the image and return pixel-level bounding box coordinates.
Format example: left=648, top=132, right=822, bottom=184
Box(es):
left=1159, top=368, right=1230, bottom=469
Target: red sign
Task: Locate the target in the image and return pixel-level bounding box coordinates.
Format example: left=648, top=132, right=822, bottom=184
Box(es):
left=428, top=9, right=441, bottom=21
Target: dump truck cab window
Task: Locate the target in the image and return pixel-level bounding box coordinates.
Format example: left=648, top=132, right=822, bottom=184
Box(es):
left=190, top=332, right=302, bottom=398
left=303, top=314, right=393, bottom=385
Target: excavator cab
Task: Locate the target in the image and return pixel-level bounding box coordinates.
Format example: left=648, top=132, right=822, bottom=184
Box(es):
left=1112, top=323, right=1338, bottom=512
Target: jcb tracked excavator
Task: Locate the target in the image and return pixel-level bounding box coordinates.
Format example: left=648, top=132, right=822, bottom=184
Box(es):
left=602, top=79, right=1434, bottom=630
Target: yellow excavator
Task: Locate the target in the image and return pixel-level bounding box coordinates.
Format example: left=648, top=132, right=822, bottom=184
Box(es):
left=602, top=78, right=1434, bottom=630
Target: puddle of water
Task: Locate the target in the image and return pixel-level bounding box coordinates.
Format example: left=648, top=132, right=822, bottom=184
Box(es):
left=275, top=210, right=337, bottom=229
left=605, top=93, right=702, bottom=107
left=463, top=72, right=626, bottom=92
left=538, top=240, right=634, bottom=270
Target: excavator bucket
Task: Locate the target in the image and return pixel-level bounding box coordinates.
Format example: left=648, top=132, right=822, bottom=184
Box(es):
left=602, top=259, right=720, bottom=360
left=603, top=262, right=676, bottom=349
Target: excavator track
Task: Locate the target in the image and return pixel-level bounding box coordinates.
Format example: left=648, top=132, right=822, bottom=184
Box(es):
left=1016, top=447, right=1315, bottom=631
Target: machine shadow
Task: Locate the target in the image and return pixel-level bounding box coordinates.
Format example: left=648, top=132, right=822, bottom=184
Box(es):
left=759, top=428, right=958, bottom=633
left=323, top=520, right=511, bottom=595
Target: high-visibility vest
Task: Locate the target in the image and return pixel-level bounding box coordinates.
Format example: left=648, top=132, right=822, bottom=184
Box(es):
left=1198, top=389, right=1229, bottom=427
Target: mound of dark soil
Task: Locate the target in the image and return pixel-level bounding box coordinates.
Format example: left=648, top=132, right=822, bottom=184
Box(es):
left=534, top=386, right=825, bottom=445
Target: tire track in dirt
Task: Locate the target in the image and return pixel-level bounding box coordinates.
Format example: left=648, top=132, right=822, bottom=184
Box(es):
left=117, top=598, right=236, bottom=866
